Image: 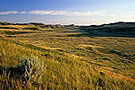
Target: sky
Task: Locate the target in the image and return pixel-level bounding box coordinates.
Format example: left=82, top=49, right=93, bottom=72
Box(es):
left=0, top=0, right=135, bottom=25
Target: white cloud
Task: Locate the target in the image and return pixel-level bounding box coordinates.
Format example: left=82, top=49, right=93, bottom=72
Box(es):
left=28, top=10, right=105, bottom=16
left=69, top=11, right=105, bottom=16
left=29, top=10, right=54, bottom=15
left=20, top=11, right=26, bottom=14
left=0, top=10, right=105, bottom=16
left=51, top=11, right=68, bottom=15
left=0, top=11, right=18, bottom=15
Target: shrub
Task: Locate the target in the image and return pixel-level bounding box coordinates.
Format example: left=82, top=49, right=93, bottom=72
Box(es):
left=16, top=56, right=46, bottom=84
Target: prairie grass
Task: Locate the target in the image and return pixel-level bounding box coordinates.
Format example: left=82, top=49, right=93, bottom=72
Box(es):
left=0, top=24, right=135, bottom=89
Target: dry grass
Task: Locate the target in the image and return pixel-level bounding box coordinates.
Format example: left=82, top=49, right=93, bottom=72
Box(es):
left=77, top=44, right=103, bottom=49
left=0, top=25, right=135, bottom=89
left=98, top=67, right=135, bottom=84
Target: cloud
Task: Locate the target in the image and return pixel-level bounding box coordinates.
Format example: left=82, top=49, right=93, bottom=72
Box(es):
left=0, top=11, right=18, bottom=15
left=20, top=11, right=26, bottom=14
left=69, top=11, right=105, bottom=16
left=28, top=10, right=69, bottom=15
left=0, top=10, right=105, bottom=16
left=28, top=10, right=105, bottom=16
left=29, top=10, right=54, bottom=15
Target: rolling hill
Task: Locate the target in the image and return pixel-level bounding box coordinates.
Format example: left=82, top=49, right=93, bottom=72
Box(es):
left=0, top=21, right=135, bottom=89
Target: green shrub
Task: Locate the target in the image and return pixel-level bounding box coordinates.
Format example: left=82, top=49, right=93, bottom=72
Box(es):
left=16, top=56, right=46, bottom=84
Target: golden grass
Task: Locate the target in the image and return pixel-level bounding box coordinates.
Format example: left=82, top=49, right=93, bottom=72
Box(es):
left=0, top=25, right=135, bottom=89
left=64, top=53, right=85, bottom=59
left=77, top=44, right=103, bottom=49
left=0, top=25, right=34, bottom=28
left=98, top=67, right=135, bottom=84
left=36, top=45, right=62, bottom=50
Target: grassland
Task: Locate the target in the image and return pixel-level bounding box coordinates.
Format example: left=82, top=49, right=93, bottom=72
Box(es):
left=0, top=22, right=135, bottom=89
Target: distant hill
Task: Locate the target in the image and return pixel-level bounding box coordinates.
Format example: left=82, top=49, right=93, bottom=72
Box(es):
left=0, top=22, right=63, bottom=29
left=0, top=22, right=46, bottom=25
left=80, top=22, right=135, bottom=37
left=0, top=21, right=135, bottom=37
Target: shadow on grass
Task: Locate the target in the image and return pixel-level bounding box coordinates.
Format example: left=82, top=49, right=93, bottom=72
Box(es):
left=65, top=31, right=135, bottom=37
left=3, top=31, right=35, bottom=35
left=0, top=66, right=5, bottom=74
left=62, top=25, right=135, bottom=37
left=0, top=66, right=18, bottom=78
left=0, top=27, right=17, bottom=29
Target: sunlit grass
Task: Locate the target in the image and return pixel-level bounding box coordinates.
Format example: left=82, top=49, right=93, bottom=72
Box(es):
left=0, top=24, right=135, bottom=89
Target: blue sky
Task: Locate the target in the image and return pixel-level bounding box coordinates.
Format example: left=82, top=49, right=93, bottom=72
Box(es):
left=0, top=0, right=135, bottom=25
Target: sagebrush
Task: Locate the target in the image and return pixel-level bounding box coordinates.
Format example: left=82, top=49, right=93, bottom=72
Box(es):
left=16, top=56, right=46, bottom=84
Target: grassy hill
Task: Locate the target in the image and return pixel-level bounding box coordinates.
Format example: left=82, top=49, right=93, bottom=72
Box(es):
left=79, top=22, right=135, bottom=37
left=0, top=22, right=135, bottom=89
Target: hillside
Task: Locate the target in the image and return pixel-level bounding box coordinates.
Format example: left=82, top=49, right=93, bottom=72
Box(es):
left=79, top=22, right=135, bottom=37
left=0, top=22, right=135, bottom=89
